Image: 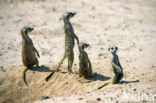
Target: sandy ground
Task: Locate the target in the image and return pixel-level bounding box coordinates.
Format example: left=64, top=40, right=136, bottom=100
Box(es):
left=0, top=0, right=156, bottom=103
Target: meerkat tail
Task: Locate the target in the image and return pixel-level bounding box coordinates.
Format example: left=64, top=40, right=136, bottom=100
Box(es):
left=45, top=71, right=55, bottom=81
left=45, top=54, right=66, bottom=81
left=97, top=81, right=111, bottom=90
left=56, top=53, right=66, bottom=71
left=23, top=67, right=29, bottom=87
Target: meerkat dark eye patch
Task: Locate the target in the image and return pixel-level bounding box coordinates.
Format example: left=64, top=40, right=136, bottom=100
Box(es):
left=67, top=15, right=69, bottom=18
left=69, top=12, right=73, bottom=15
left=115, top=47, right=118, bottom=50
left=24, top=29, right=27, bottom=34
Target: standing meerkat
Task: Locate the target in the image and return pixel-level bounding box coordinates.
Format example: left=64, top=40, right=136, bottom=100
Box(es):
left=109, top=45, right=123, bottom=84
left=78, top=43, right=92, bottom=78
left=45, top=12, right=79, bottom=81
left=21, top=26, right=40, bottom=86
left=97, top=46, right=123, bottom=89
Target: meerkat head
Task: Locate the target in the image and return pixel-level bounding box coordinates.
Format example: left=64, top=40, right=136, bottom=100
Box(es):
left=108, top=46, right=118, bottom=54
left=21, top=26, right=34, bottom=34
left=63, top=12, right=76, bottom=20
left=79, top=43, right=89, bottom=50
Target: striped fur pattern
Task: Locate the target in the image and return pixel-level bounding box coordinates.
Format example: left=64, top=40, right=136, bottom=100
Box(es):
left=21, top=26, right=40, bottom=86
left=55, top=12, right=79, bottom=73
left=108, top=45, right=123, bottom=84
left=78, top=43, right=92, bottom=78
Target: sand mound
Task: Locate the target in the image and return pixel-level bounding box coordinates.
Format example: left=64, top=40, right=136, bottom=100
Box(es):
left=0, top=64, right=155, bottom=103
left=0, top=65, right=110, bottom=103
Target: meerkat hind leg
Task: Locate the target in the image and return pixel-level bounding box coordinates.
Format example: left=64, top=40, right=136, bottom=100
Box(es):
left=67, top=52, right=74, bottom=74
left=36, top=59, right=39, bottom=67
left=112, top=74, right=118, bottom=84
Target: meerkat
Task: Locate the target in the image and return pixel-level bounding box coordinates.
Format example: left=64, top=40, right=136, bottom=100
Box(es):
left=78, top=43, right=92, bottom=78
left=77, top=43, right=93, bottom=83
left=45, top=12, right=79, bottom=81
left=21, top=26, right=40, bottom=86
left=97, top=46, right=123, bottom=89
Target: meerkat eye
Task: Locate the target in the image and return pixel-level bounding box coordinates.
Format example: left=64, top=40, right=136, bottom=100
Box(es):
left=82, top=45, right=84, bottom=49
left=115, top=47, right=118, bottom=50
left=67, top=15, right=69, bottom=18
left=24, top=29, right=27, bottom=33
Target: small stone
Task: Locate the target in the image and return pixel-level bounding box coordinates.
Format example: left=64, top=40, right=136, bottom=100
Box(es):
left=107, top=39, right=110, bottom=41
left=18, top=87, right=22, bottom=90
left=2, top=69, right=5, bottom=72
left=97, top=98, right=101, bottom=101
left=50, top=54, right=52, bottom=57
left=133, top=88, right=136, bottom=91
left=40, top=96, right=50, bottom=100
left=79, top=98, right=83, bottom=100
left=8, top=47, right=11, bottom=49
left=99, top=53, right=104, bottom=57
left=52, top=7, right=56, bottom=12
left=116, top=101, right=119, bottom=103
left=91, top=6, right=95, bottom=10
left=42, top=51, right=46, bottom=56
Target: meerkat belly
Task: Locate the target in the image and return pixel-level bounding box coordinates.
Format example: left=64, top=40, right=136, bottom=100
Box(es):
left=79, top=57, right=88, bottom=70
left=65, top=35, right=74, bottom=51
left=22, top=46, right=37, bottom=67
left=79, top=58, right=90, bottom=77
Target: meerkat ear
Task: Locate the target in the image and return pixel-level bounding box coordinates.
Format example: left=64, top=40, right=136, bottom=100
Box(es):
left=116, top=47, right=118, bottom=50
left=108, top=48, right=110, bottom=51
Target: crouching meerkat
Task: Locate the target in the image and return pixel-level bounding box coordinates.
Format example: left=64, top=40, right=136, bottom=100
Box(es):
left=78, top=43, right=92, bottom=78
left=97, top=46, right=123, bottom=89
left=76, top=43, right=93, bottom=83
left=21, top=26, right=40, bottom=87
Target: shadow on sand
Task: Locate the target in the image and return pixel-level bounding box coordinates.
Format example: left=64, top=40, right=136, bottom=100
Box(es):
left=87, top=72, right=110, bottom=81
left=120, top=80, right=139, bottom=84
left=30, top=65, right=53, bottom=72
